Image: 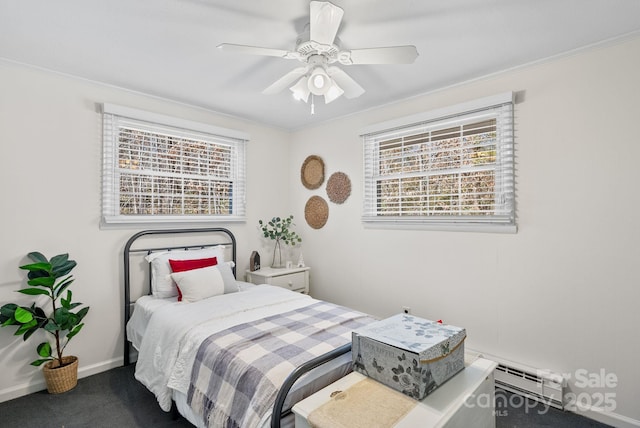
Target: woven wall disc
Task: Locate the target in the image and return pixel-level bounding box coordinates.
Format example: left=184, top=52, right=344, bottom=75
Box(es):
left=301, top=155, right=325, bottom=190
left=304, top=196, right=329, bottom=229
left=326, top=172, right=351, bottom=204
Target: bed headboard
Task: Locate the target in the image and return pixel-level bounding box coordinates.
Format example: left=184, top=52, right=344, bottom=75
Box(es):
left=123, top=227, right=236, bottom=365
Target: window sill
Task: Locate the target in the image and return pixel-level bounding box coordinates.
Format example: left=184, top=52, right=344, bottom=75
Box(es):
left=100, top=216, right=246, bottom=230
left=362, top=219, right=517, bottom=234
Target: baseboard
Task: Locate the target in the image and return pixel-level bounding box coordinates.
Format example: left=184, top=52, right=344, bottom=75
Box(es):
left=0, top=357, right=123, bottom=403
left=573, top=406, right=640, bottom=428
left=78, top=357, right=123, bottom=378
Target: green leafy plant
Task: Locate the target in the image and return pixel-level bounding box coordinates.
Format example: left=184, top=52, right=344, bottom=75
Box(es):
left=0, top=252, right=90, bottom=367
left=258, top=215, right=302, bottom=268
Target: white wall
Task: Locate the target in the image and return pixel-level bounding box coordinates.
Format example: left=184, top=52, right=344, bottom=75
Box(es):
left=289, top=35, right=640, bottom=426
left=0, top=61, right=291, bottom=400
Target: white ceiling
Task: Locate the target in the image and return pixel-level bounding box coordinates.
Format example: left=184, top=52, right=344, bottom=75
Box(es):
left=2, top=0, right=639, bottom=130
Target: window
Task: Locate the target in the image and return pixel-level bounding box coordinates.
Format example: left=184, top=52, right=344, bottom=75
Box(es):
left=362, top=93, right=515, bottom=232
left=102, top=104, right=247, bottom=226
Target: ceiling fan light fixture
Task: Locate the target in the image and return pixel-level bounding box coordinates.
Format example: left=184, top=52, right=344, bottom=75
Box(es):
left=290, top=76, right=310, bottom=102
left=324, top=80, right=344, bottom=104
left=307, top=67, right=331, bottom=95
left=312, top=74, right=326, bottom=89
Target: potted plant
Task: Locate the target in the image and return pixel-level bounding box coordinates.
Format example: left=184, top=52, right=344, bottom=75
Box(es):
left=258, top=215, right=302, bottom=268
left=0, top=252, right=89, bottom=394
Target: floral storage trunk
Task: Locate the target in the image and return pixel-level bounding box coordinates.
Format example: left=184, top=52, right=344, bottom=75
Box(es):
left=352, top=314, right=466, bottom=400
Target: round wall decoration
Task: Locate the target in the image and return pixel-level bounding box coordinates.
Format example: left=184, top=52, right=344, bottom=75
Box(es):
left=304, top=195, right=329, bottom=229
left=326, top=172, right=351, bottom=204
left=301, top=155, right=325, bottom=190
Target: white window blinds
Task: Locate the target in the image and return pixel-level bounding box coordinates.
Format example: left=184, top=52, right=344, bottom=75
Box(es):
left=362, top=93, right=515, bottom=231
left=102, top=104, right=247, bottom=225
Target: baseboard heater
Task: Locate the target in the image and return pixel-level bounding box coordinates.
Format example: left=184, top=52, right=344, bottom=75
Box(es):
left=469, top=350, right=565, bottom=410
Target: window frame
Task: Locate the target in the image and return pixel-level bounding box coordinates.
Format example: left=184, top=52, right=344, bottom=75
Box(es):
left=361, top=92, right=516, bottom=233
left=101, top=104, right=248, bottom=227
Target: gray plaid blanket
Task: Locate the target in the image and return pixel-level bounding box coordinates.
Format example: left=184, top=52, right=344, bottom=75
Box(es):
left=186, top=301, right=374, bottom=428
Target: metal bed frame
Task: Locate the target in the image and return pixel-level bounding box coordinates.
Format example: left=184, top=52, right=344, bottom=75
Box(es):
left=122, top=228, right=352, bottom=428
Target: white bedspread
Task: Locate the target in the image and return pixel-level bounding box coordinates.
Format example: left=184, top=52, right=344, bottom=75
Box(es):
left=126, top=281, right=255, bottom=351
left=126, top=295, right=176, bottom=351
left=133, top=285, right=315, bottom=412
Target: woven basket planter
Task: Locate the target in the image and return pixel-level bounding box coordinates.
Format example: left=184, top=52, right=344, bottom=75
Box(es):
left=43, top=356, right=78, bottom=394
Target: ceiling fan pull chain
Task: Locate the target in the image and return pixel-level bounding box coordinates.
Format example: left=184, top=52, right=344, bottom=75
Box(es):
left=311, top=95, right=315, bottom=115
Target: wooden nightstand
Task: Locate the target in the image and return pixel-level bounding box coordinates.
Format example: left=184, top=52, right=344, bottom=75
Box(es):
left=245, top=266, right=310, bottom=294
left=293, top=357, right=497, bottom=428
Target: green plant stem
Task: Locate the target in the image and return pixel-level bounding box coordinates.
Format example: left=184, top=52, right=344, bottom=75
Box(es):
left=51, top=295, right=63, bottom=366
left=54, top=332, right=62, bottom=366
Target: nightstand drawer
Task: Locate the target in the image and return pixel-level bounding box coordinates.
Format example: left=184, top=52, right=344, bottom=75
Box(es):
left=245, top=266, right=310, bottom=294
left=270, top=271, right=306, bottom=292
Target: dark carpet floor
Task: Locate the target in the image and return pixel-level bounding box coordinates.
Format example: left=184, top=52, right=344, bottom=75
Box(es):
left=494, top=388, right=611, bottom=428
left=0, top=364, right=611, bottom=427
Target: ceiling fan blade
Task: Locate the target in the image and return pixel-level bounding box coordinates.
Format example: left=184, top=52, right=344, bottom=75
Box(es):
left=263, top=67, right=309, bottom=95
left=346, top=46, right=419, bottom=64
left=326, top=67, right=365, bottom=99
left=217, top=43, right=291, bottom=58
left=309, top=1, right=344, bottom=46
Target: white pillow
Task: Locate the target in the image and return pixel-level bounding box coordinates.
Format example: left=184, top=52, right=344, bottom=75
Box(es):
left=146, top=247, right=225, bottom=298
left=170, top=265, right=225, bottom=303
left=216, top=261, right=240, bottom=294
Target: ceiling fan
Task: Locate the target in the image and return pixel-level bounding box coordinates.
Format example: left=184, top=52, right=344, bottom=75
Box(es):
left=217, top=1, right=418, bottom=106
